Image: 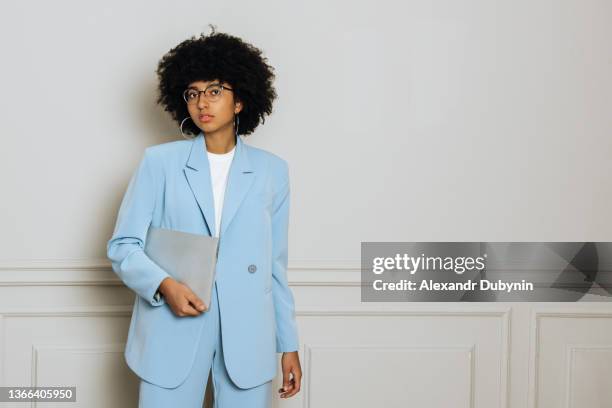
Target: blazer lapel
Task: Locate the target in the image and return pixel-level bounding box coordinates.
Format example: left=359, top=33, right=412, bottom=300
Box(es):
left=184, top=133, right=216, bottom=236
left=183, top=132, right=255, bottom=238
left=220, top=134, right=255, bottom=237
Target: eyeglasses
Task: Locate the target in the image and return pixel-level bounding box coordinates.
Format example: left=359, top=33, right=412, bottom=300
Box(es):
left=183, top=83, right=233, bottom=104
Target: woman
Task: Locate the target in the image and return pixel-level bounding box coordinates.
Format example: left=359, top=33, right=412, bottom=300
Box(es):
left=107, top=26, right=302, bottom=407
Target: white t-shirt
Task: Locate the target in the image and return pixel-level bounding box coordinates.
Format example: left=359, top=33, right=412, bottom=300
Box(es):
left=207, top=145, right=236, bottom=237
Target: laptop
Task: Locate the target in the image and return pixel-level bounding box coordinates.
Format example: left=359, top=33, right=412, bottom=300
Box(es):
left=144, top=226, right=219, bottom=309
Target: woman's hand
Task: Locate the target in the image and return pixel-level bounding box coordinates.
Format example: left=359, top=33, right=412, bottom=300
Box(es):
left=158, top=277, right=207, bottom=316
left=278, top=351, right=302, bottom=398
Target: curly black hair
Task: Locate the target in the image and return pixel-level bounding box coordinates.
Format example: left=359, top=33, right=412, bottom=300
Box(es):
left=155, top=24, right=277, bottom=137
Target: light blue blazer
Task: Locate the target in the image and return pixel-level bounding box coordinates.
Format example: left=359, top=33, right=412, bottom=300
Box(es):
left=106, top=132, right=299, bottom=389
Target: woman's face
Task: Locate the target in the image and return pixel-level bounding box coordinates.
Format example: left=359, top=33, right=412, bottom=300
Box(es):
left=185, top=79, right=242, bottom=137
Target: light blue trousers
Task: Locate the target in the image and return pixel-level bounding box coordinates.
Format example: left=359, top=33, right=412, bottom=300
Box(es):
left=138, top=281, right=273, bottom=407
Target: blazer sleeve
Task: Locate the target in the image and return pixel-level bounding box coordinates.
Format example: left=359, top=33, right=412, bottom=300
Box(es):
left=106, top=147, right=171, bottom=307
left=271, top=160, right=300, bottom=353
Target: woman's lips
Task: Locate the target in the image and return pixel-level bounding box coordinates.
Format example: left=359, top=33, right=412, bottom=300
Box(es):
left=199, top=115, right=214, bottom=123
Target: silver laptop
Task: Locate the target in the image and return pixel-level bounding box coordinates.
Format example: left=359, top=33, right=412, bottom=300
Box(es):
left=144, top=226, right=219, bottom=309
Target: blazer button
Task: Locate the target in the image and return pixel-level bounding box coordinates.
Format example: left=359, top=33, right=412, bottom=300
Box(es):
left=248, top=264, right=257, bottom=273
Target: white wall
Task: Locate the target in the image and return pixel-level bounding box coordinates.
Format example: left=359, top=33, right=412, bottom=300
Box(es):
left=1, top=0, right=612, bottom=261
left=1, top=1, right=611, bottom=407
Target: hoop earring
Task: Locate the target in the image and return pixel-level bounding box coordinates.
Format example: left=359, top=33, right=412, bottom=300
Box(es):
left=234, top=114, right=240, bottom=137
left=180, top=117, right=192, bottom=139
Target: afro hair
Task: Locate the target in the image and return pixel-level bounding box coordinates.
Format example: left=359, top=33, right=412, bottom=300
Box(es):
left=155, top=24, right=277, bottom=137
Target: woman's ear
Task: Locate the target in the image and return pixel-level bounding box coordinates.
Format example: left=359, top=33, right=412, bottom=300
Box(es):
left=235, top=100, right=243, bottom=115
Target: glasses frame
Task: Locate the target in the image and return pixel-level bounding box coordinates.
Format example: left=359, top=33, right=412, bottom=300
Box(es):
left=183, top=83, right=234, bottom=104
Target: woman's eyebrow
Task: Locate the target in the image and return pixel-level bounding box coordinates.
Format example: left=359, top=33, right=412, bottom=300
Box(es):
left=187, top=82, right=221, bottom=90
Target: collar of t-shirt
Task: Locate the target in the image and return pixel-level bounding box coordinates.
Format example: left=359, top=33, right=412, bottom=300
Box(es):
left=207, top=144, right=236, bottom=160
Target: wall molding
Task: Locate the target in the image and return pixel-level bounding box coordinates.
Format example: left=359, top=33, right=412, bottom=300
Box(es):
left=564, top=344, right=612, bottom=408
left=1, top=307, right=510, bottom=407
left=528, top=309, right=612, bottom=408
left=0, top=259, right=363, bottom=287
left=303, top=343, right=476, bottom=408
left=0, top=306, right=133, bottom=317
left=0, top=259, right=361, bottom=271
left=31, top=343, right=126, bottom=385
left=299, top=309, right=510, bottom=408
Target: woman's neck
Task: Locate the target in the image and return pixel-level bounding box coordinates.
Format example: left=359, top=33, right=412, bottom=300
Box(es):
left=204, top=133, right=236, bottom=154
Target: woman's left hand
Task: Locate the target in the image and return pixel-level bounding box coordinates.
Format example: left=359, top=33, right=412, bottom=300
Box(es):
left=278, top=351, right=302, bottom=398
